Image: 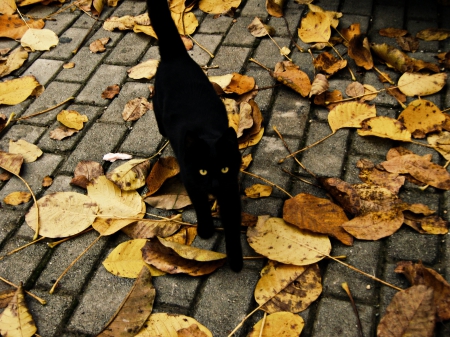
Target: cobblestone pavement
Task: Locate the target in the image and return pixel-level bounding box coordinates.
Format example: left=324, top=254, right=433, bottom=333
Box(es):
left=1, top=0, right=450, bottom=336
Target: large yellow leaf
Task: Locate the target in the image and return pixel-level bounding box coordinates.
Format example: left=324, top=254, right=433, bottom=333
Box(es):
left=247, top=216, right=331, bottom=265
left=103, top=239, right=165, bottom=278
left=97, top=267, right=156, bottom=336
left=308, top=4, right=342, bottom=28
left=0, top=284, right=37, bottom=337
left=56, top=110, right=88, bottom=130
left=21, top=28, right=58, bottom=51
left=198, top=0, right=241, bottom=14
left=328, top=101, right=376, bottom=133
left=25, top=192, right=97, bottom=238
left=106, top=158, right=150, bottom=191
left=0, top=75, right=42, bottom=105
left=136, top=313, right=211, bottom=337
left=398, top=72, right=447, bottom=97
left=255, top=261, right=322, bottom=313
left=127, top=59, right=159, bottom=80
left=357, top=116, right=412, bottom=142
left=298, top=11, right=331, bottom=43
left=248, top=312, right=304, bottom=337
left=87, top=175, right=143, bottom=218
left=9, top=139, right=42, bottom=163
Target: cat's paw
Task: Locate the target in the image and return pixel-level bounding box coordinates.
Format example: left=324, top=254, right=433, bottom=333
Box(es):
left=229, top=257, right=243, bottom=272
left=197, top=224, right=215, bottom=239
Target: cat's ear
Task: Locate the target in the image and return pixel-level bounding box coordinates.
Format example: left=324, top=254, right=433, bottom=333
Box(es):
left=218, top=127, right=238, bottom=145
left=185, top=131, right=208, bottom=154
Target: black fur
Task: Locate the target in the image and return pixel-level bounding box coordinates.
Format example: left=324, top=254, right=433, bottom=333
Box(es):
left=147, top=0, right=243, bottom=271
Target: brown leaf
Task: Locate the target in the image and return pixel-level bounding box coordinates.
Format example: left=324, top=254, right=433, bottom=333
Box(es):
left=178, top=324, right=209, bottom=337
left=272, top=61, right=311, bottom=97
left=181, top=35, right=194, bottom=50
left=377, top=285, right=435, bottom=337
left=42, top=175, right=53, bottom=187
left=101, top=84, right=120, bottom=99
left=245, top=184, right=272, bottom=198
left=63, top=62, right=75, bottom=69
left=379, top=27, right=408, bottom=38
left=386, top=86, right=406, bottom=104
left=144, top=176, right=191, bottom=210
left=398, top=99, right=445, bottom=138
left=396, top=36, right=419, bottom=52
left=49, top=126, right=79, bottom=140
left=0, top=14, right=45, bottom=39
left=0, top=150, right=23, bottom=175
left=0, top=171, right=12, bottom=181
left=89, top=37, right=110, bottom=53
left=411, top=58, right=440, bottom=72
left=121, top=216, right=181, bottom=239
left=319, top=177, right=361, bottom=215
left=122, top=97, right=152, bottom=121
left=141, top=237, right=226, bottom=276
left=341, top=23, right=360, bottom=44
left=348, top=35, right=373, bottom=70
left=395, top=261, right=450, bottom=320
left=70, top=160, right=104, bottom=189
left=416, top=28, right=450, bottom=41
left=309, top=73, right=329, bottom=97
left=283, top=193, right=353, bottom=245
left=370, top=43, right=414, bottom=73
left=265, top=0, right=285, bottom=18
left=357, top=159, right=405, bottom=194
left=298, top=11, right=331, bottom=43
left=3, top=191, right=31, bottom=205
left=345, top=81, right=365, bottom=97
left=247, top=17, right=275, bottom=37
left=313, top=51, right=347, bottom=75
left=313, top=90, right=342, bottom=110
left=403, top=212, right=448, bottom=234
left=0, top=288, right=15, bottom=309
left=381, top=153, right=450, bottom=189
left=145, top=156, right=180, bottom=196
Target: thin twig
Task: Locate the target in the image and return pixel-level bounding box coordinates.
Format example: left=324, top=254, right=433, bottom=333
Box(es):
left=258, top=312, right=267, bottom=337
left=72, top=18, right=97, bottom=54
left=267, top=34, right=292, bottom=61
left=49, top=235, right=102, bottom=294
left=249, top=58, right=272, bottom=72
left=228, top=304, right=263, bottom=336
left=281, top=168, right=320, bottom=188
left=15, top=97, right=74, bottom=121
left=240, top=170, right=293, bottom=198
left=0, top=276, right=46, bottom=305
left=0, top=236, right=46, bottom=261
left=16, top=8, right=31, bottom=28
left=279, top=132, right=336, bottom=163
left=188, top=34, right=214, bottom=58
left=14, top=174, right=40, bottom=240
left=283, top=16, right=304, bottom=52
left=47, top=228, right=94, bottom=248
left=373, top=66, right=395, bottom=85
left=342, top=282, right=364, bottom=337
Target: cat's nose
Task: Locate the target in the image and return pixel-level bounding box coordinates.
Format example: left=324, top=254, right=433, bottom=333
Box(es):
left=211, top=179, right=220, bottom=193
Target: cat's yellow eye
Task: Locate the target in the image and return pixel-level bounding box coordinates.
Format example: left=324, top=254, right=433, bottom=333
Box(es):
left=221, top=167, right=229, bottom=174
left=199, top=169, right=208, bottom=176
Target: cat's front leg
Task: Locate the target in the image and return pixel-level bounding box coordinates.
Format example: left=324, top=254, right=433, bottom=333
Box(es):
left=184, top=183, right=215, bottom=239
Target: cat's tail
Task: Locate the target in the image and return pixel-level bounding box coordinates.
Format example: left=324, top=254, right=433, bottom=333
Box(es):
left=146, top=0, right=188, bottom=60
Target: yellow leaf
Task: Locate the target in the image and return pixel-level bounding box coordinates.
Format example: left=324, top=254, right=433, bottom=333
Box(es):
left=266, top=0, right=285, bottom=18
left=428, top=131, right=450, bottom=160
left=127, top=59, right=159, bottom=80
left=159, top=237, right=226, bottom=261
left=254, top=261, right=322, bottom=313
left=0, top=14, right=44, bottom=39
left=298, top=11, right=331, bottom=43
left=273, top=61, right=311, bottom=97
left=136, top=313, right=212, bottom=337
left=0, top=150, right=23, bottom=175
left=0, top=47, right=28, bottom=78
left=92, top=201, right=145, bottom=236
left=398, top=72, right=447, bottom=97
left=56, top=110, right=88, bottom=130
left=9, top=139, right=42, bottom=163
left=133, top=24, right=157, bottom=38
left=103, top=239, right=165, bottom=278
left=198, top=0, right=241, bottom=14
left=245, top=184, right=272, bottom=198
left=0, top=75, right=43, bottom=105
left=328, top=101, right=377, bottom=133
left=357, top=116, right=412, bottom=141
left=248, top=312, right=304, bottom=337
left=3, top=191, right=31, bottom=206
left=106, top=158, right=150, bottom=190
left=247, top=216, right=331, bottom=265
left=21, top=28, right=58, bottom=51
left=239, top=127, right=264, bottom=149
left=0, top=0, right=17, bottom=15
left=308, top=4, right=342, bottom=28
left=25, top=192, right=98, bottom=238
left=0, top=284, right=37, bottom=337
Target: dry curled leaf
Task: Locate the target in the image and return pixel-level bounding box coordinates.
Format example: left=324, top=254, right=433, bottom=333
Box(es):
left=272, top=61, right=311, bottom=97
left=122, top=97, right=152, bottom=121
left=0, top=151, right=23, bottom=176
left=127, top=59, right=159, bottom=80
left=313, top=52, right=347, bottom=75
left=396, top=36, right=419, bottom=52
left=398, top=72, right=447, bottom=97
left=145, top=156, right=180, bottom=196
left=245, top=184, right=272, bottom=198
left=379, top=27, right=408, bottom=37
left=416, top=28, right=450, bottom=41
left=348, top=35, right=373, bottom=70
left=3, top=191, right=31, bottom=205
left=89, top=37, right=110, bottom=53
left=309, top=73, right=329, bottom=97
left=70, top=160, right=104, bottom=189
left=357, top=159, right=405, bottom=195
left=49, top=126, right=79, bottom=140
left=265, top=0, right=285, bottom=18
left=101, top=84, right=120, bottom=99
left=247, top=17, right=275, bottom=37
left=370, top=43, right=414, bottom=73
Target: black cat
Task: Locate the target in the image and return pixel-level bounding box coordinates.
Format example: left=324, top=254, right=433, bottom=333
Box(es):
left=146, top=0, right=243, bottom=271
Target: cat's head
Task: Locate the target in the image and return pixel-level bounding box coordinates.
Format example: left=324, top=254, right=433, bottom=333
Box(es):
left=183, top=128, right=241, bottom=194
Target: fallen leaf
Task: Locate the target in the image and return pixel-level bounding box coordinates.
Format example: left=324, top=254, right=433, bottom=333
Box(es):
left=272, top=61, right=311, bottom=97
left=370, top=43, right=414, bottom=72
left=254, top=260, right=322, bottom=313
left=395, top=261, right=450, bottom=320
left=42, top=175, right=53, bottom=187
left=210, top=73, right=255, bottom=95
left=70, top=160, right=104, bottom=189
left=328, top=101, right=377, bottom=133
left=180, top=35, right=193, bottom=50
left=313, top=51, right=347, bottom=75
left=386, top=86, right=406, bottom=104
left=345, top=82, right=365, bottom=98
left=63, top=62, right=75, bottom=69
left=411, top=57, right=440, bottom=73
left=357, top=116, right=412, bottom=142
left=241, top=153, right=252, bottom=170
left=396, top=36, right=419, bottom=52
left=0, top=284, right=37, bottom=337
left=238, top=127, right=264, bottom=149
left=348, top=35, right=373, bottom=70
left=144, top=176, right=192, bottom=210
left=0, top=47, right=28, bottom=78
left=21, top=28, right=58, bottom=51
left=265, top=0, right=285, bottom=17
left=26, top=192, right=98, bottom=238
left=428, top=131, right=450, bottom=160
left=145, top=156, right=180, bottom=196
left=357, top=159, right=405, bottom=194
left=283, top=193, right=352, bottom=245
left=103, top=239, right=165, bottom=278
left=9, top=139, right=42, bottom=163
left=298, top=11, right=331, bottom=43
left=103, top=153, right=133, bottom=162
left=398, top=99, right=445, bottom=138
left=121, top=216, right=181, bottom=239
left=0, top=171, right=12, bottom=181
left=398, top=72, right=447, bottom=97
left=97, top=266, right=156, bottom=336
left=136, top=313, right=212, bottom=337
left=0, top=75, right=43, bottom=105
left=89, top=37, right=109, bottom=53
left=127, top=59, right=159, bottom=80
left=308, top=4, right=341, bottom=28
left=361, top=84, right=378, bottom=101
left=49, top=126, right=79, bottom=140
left=403, top=212, right=448, bottom=235
left=379, top=27, right=408, bottom=37
left=377, top=285, right=435, bottom=337
left=0, top=288, right=15, bottom=309
left=248, top=311, right=304, bottom=337
left=198, top=0, right=241, bottom=14
left=313, top=89, right=342, bottom=110
left=3, top=191, right=31, bottom=205
left=101, top=84, right=120, bottom=99
left=103, top=14, right=156, bottom=38
left=141, top=237, right=226, bottom=276
left=247, top=17, right=275, bottom=37
left=247, top=216, right=331, bottom=265
left=341, top=23, right=360, bottom=44
left=0, top=14, right=44, bottom=39
left=245, top=184, right=272, bottom=198
left=107, top=158, right=150, bottom=191
left=309, top=74, right=329, bottom=97
left=416, top=28, right=450, bottom=41
left=0, top=150, right=23, bottom=175
left=56, top=110, right=88, bottom=130
left=122, top=97, right=152, bottom=121
left=0, top=0, right=16, bottom=15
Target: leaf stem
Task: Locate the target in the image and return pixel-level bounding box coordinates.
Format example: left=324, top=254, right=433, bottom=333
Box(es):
left=240, top=170, right=293, bottom=198
left=249, top=58, right=272, bottom=73
left=15, top=97, right=74, bottom=121
left=0, top=276, right=46, bottom=305
left=0, top=236, right=46, bottom=261
left=279, top=132, right=336, bottom=163
left=228, top=304, right=263, bottom=336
